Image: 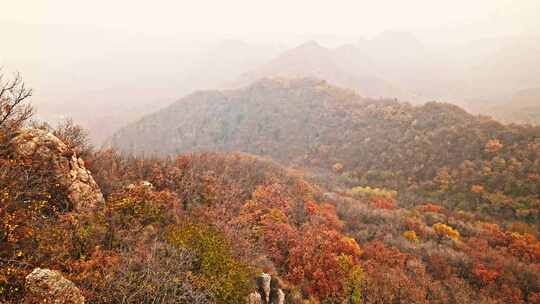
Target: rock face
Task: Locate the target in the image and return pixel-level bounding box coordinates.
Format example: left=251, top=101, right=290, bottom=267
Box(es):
left=25, top=268, right=85, bottom=304
left=275, top=289, right=285, bottom=304
left=10, top=129, right=104, bottom=209
left=258, top=273, right=272, bottom=303
left=247, top=273, right=285, bottom=304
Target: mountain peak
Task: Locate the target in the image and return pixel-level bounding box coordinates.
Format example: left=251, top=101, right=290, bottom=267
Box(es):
left=298, top=40, right=323, bottom=48
left=295, top=40, right=326, bottom=51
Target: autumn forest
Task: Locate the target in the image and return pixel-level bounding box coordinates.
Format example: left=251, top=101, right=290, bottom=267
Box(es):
left=2, top=2, right=540, bottom=303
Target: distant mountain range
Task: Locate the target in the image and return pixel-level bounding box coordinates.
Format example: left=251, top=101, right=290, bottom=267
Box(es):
left=3, top=24, right=538, bottom=143
left=469, top=87, right=540, bottom=125
left=231, top=33, right=540, bottom=109
left=230, top=41, right=417, bottom=101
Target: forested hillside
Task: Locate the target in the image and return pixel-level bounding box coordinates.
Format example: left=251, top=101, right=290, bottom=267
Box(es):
left=111, top=78, right=540, bottom=223
left=2, top=74, right=540, bottom=303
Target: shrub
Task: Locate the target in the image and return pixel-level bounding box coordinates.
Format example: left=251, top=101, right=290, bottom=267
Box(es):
left=433, top=223, right=460, bottom=240
left=167, top=223, right=254, bottom=304
left=403, top=230, right=420, bottom=243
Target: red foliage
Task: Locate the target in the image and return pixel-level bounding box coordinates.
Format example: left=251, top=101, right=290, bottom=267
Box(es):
left=287, top=226, right=362, bottom=298
left=238, top=183, right=361, bottom=300
left=473, top=263, right=501, bottom=285
left=426, top=254, right=455, bottom=280
left=371, top=196, right=396, bottom=210
left=529, top=292, right=540, bottom=304
left=361, top=241, right=409, bottom=269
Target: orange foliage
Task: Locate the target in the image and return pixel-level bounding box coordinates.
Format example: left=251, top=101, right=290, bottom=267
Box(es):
left=485, top=139, right=504, bottom=153
left=508, top=233, right=540, bottom=263
left=529, top=292, right=540, bottom=304
left=471, top=184, right=485, bottom=193
left=332, top=162, right=344, bottom=173
left=419, top=203, right=444, bottom=213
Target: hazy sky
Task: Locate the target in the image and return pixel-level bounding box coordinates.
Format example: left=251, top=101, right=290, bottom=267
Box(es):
left=4, top=0, right=540, bottom=41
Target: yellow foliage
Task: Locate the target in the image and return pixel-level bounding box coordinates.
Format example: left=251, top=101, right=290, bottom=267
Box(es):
left=263, top=208, right=288, bottom=223
left=403, top=230, right=420, bottom=243
left=351, top=186, right=397, bottom=199
left=338, top=254, right=365, bottom=304
left=433, top=223, right=460, bottom=240
left=167, top=223, right=254, bottom=304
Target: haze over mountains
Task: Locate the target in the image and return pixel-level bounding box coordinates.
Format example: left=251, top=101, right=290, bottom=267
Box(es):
left=2, top=22, right=539, bottom=145
left=235, top=33, right=540, bottom=105
left=230, top=41, right=413, bottom=101
left=0, top=23, right=284, bottom=143
left=469, top=87, right=540, bottom=125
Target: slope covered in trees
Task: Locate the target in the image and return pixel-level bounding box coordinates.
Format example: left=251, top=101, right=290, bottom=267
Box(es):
left=110, top=78, right=540, bottom=223
left=4, top=140, right=540, bottom=303
left=3, top=73, right=540, bottom=303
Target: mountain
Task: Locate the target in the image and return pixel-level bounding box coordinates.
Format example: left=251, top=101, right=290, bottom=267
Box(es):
left=5, top=24, right=538, bottom=144
left=231, top=41, right=416, bottom=101
left=354, top=33, right=540, bottom=104
left=4, top=74, right=540, bottom=303
left=52, top=39, right=283, bottom=145
left=0, top=23, right=284, bottom=144
left=463, top=37, right=540, bottom=99
left=229, top=34, right=540, bottom=109
left=472, top=87, right=540, bottom=125
left=110, top=78, right=540, bottom=202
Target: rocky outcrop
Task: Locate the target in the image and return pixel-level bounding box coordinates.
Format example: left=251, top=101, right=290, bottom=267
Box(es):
left=9, top=129, right=103, bottom=210
left=258, top=273, right=272, bottom=303
left=25, top=268, right=85, bottom=304
left=126, top=180, right=154, bottom=190
left=246, top=273, right=285, bottom=304
left=246, top=291, right=263, bottom=304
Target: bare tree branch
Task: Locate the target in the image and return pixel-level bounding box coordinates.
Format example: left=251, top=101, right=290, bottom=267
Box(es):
left=0, top=70, right=34, bottom=136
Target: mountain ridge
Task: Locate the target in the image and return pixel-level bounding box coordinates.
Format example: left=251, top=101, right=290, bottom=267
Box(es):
left=109, top=77, right=539, bottom=186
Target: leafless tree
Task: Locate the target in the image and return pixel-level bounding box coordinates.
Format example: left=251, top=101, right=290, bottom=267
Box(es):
left=53, top=118, right=92, bottom=156
left=0, top=70, right=33, bottom=136
left=31, top=118, right=92, bottom=157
